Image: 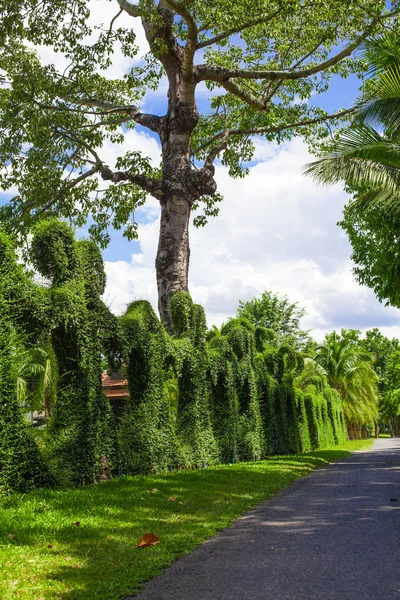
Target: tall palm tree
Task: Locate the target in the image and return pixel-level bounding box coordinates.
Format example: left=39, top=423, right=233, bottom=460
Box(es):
left=313, top=333, right=378, bottom=433
left=305, top=33, right=400, bottom=210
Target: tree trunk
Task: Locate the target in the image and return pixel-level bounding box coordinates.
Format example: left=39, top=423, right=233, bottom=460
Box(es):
left=156, top=195, right=192, bottom=330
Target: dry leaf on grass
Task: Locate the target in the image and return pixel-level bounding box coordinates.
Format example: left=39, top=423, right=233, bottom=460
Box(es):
left=137, top=533, right=160, bottom=548
left=168, top=497, right=176, bottom=502
left=7, top=534, right=13, bottom=540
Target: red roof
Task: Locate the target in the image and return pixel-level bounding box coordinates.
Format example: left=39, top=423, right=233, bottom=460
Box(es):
left=102, top=372, right=129, bottom=401
left=102, top=373, right=128, bottom=388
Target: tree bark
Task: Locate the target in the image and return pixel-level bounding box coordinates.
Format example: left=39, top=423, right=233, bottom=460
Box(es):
left=156, top=194, right=191, bottom=330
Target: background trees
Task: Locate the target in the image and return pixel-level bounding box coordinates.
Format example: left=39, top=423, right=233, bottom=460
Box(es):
left=237, top=290, right=310, bottom=349
left=0, top=1, right=397, bottom=326
left=313, top=332, right=378, bottom=437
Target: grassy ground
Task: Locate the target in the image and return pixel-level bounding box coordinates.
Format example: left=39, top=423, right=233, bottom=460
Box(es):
left=0, top=439, right=373, bottom=600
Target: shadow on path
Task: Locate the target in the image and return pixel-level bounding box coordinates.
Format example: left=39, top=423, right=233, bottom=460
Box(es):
left=130, top=439, right=400, bottom=600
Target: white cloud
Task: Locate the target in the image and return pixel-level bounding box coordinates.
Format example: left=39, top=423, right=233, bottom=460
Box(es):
left=103, top=136, right=400, bottom=340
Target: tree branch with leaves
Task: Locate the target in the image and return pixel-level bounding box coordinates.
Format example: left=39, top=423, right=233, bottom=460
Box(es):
left=0, top=0, right=398, bottom=327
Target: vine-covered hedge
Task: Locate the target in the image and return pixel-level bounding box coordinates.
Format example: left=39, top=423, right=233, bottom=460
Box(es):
left=0, top=223, right=347, bottom=492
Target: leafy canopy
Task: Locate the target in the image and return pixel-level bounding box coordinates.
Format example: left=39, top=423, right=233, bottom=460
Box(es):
left=237, top=290, right=310, bottom=349
left=0, top=0, right=396, bottom=244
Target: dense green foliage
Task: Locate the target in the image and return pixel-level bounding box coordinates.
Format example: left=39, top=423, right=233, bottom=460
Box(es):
left=237, top=291, right=310, bottom=349
left=306, top=33, right=400, bottom=311
left=312, top=331, right=379, bottom=436
left=340, top=201, right=400, bottom=308
left=0, top=223, right=350, bottom=492
left=119, top=300, right=177, bottom=474
left=0, top=230, right=52, bottom=492
left=360, top=329, right=400, bottom=434
left=306, top=32, right=400, bottom=207
left=0, top=1, right=395, bottom=242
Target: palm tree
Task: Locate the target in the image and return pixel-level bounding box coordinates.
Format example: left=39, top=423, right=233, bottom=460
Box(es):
left=313, top=333, right=378, bottom=438
left=14, top=344, right=56, bottom=423
left=305, top=33, right=400, bottom=210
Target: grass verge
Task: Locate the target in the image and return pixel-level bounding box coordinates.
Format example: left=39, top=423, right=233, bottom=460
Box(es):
left=0, top=439, right=371, bottom=600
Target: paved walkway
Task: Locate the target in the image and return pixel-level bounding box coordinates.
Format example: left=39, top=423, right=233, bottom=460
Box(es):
left=130, top=439, right=400, bottom=600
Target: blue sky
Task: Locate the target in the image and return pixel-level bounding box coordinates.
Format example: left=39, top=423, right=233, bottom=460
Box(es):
left=2, top=0, right=400, bottom=340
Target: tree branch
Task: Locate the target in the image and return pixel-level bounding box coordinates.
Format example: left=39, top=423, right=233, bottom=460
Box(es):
left=164, top=0, right=197, bottom=76
left=220, top=80, right=266, bottom=111
left=100, top=166, right=164, bottom=199
left=204, top=130, right=229, bottom=167
left=33, top=166, right=100, bottom=218
left=116, top=0, right=140, bottom=17
left=194, top=107, right=356, bottom=154
left=196, top=11, right=399, bottom=84
left=39, top=94, right=162, bottom=134
left=197, top=9, right=281, bottom=50
left=196, top=38, right=360, bottom=82
left=106, top=8, right=123, bottom=40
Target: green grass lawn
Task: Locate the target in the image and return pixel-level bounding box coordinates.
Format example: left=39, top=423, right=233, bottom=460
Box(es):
left=0, top=439, right=372, bottom=600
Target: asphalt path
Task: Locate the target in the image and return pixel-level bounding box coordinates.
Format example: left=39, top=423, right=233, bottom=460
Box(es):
left=129, top=438, right=400, bottom=600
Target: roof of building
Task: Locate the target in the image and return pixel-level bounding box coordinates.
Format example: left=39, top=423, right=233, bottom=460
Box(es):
left=102, top=373, right=128, bottom=388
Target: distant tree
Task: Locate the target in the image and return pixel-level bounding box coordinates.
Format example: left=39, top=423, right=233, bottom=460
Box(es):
left=360, top=328, right=399, bottom=391
left=379, top=349, right=400, bottom=435
left=237, top=291, right=310, bottom=349
left=0, top=1, right=397, bottom=327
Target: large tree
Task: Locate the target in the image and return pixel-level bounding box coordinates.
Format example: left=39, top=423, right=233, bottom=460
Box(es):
left=0, top=1, right=397, bottom=327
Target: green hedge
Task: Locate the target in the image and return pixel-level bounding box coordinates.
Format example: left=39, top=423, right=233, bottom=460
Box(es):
left=0, top=223, right=348, bottom=492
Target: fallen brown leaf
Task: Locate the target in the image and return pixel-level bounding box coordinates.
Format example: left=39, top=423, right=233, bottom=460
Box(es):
left=137, top=533, right=160, bottom=548
left=167, top=497, right=176, bottom=502
left=7, top=534, right=13, bottom=540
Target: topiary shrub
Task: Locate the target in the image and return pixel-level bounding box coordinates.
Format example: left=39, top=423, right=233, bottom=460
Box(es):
left=170, top=293, right=219, bottom=467
left=221, top=318, right=263, bottom=460
left=119, top=300, right=177, bottom=473
left=208, top=335, right=239, bottom=462
left=0, top=231, right=52, bottom=492
left=324, top=388, right=347, bottom=445
left=31, top=220, right=116, bottom=486
left=295, top=389, right=311, bottom=453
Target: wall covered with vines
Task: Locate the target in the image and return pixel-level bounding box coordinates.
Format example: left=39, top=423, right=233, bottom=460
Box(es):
left=0, top=222, right=347, bottom=492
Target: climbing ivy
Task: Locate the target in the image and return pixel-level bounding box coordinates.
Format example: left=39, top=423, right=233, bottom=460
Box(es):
left=31, top=220, right=117, bottom=486
left=0, top=228, right=349, bottom=493
left=119, top=300, right=177, bottom=474
left=0, top=230, right=51, bottom=493
left=170, top=293, right=219, bottom=467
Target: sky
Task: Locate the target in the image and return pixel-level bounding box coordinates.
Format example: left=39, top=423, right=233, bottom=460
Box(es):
left=3, top=0, right=400, bottom=342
